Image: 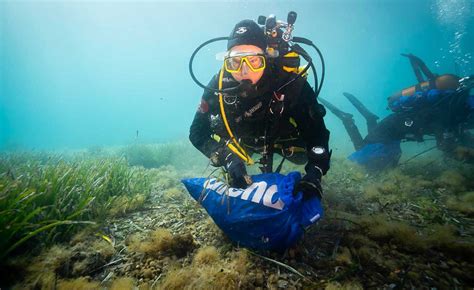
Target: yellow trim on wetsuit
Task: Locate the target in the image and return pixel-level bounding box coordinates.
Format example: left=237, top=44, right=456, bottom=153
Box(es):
left=217, top=67, right=255, bottom=165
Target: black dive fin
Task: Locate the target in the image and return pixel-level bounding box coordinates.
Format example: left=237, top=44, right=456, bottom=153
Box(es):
left=402, top=53, right=435, bottom=82
left=343, top=92, right=379, bottom=133
left=343, top=92, right=379, bottom=120
left=319, top=97, right=353, bottom=121
left=320, top=97, right=364, bottom=150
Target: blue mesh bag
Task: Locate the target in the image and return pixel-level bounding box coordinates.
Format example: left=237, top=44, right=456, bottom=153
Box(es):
left=182, top=171, right=323, bottom=251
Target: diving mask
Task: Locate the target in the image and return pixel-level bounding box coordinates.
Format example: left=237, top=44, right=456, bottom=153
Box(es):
left=224, top=52, right=266, bottom=73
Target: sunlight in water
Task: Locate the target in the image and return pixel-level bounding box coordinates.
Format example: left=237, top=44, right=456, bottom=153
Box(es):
left=432, top=0, right=472, bottom=74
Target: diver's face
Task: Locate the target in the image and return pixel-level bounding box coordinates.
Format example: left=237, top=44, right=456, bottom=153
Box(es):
left=227, top=45, right=265, bottom=85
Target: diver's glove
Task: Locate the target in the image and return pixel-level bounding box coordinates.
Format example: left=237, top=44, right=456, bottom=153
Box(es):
left=293, top=146, right=331, bottom=200
left=294, top=163, right=323, bottom=200
left=210, top=147, right=252, bottom=189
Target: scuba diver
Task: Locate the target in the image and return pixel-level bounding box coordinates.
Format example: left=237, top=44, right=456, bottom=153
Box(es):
left=320, top=54, right=474, bottom=171
left=189, top=16, right=331, bottom=200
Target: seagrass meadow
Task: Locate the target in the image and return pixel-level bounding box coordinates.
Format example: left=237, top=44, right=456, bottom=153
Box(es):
left=0, top=141, right=473, bottom=289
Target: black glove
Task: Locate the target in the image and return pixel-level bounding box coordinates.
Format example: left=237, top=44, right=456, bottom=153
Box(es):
left=293, top=146, right=330, bottom=200
left=224, top=152, right=251, bottom=188
left=294, top=163, right=323, bottom=200
left=210, top=147, right=251, bottom=189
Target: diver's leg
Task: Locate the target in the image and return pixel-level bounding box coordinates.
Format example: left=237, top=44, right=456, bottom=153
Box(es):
left=319, top=97, right=353, bottom=120
left=401, top=53, right=435, bottom=81
left=401, top=53, right=424, bottom=83
left=349, top=115, right=406, bottom=171
left=414, top=55, right=435, bottom=80
left=343, top=92, right=379, bottom=133
left=364, top=113, right=413, bottom=144
left=320, top=97, right=364, bottom=150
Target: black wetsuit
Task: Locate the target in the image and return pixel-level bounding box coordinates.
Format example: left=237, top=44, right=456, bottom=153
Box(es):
left=321, top=88, right=473, bottom=171
left=365, top=89, right=473, bottom=147
left=189, top=69, right=330, bottom=174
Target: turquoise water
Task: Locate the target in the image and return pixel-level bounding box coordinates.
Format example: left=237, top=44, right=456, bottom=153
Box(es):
left=1, top=0, right=472, bottom=153
left=1, top=3, right=474, bottom=288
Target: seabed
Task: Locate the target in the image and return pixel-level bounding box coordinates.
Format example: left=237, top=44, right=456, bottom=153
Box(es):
left=1, top=142, right=473, bottom=289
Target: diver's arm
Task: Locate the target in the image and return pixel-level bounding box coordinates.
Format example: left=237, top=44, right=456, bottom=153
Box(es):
left=189, top=76, right=222, bottom=158
left=189, top=110, right=221, bottom=158
left=189, top=75, right=251, bottom=188
left=293, top=81, right=331, bottom=176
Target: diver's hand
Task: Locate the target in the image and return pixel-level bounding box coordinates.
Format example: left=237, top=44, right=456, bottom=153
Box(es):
left=223, top=152, right=252, bottom=189
left=294, top=163, right=323, bottom=200
left=294, top=174, right=323, bottom=201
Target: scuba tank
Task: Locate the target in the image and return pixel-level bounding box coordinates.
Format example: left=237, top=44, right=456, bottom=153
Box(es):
left=259, top=14, right=300, bottom=74
left=258, top=13, right=315, bottom=89
left=388, top=74, right=460, bottom=112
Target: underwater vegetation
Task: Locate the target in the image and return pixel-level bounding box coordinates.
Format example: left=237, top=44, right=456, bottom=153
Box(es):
left=12, top=235, right=115, bottom=289
left=158, top=248, right=250, bottom=290
left=1, top=142, right=473, bottom=289
left=453, top=146, right=474, bottom=163
left=0, top=152, right=151, bottom=263
left=311, top=157, right=474, bottom=288
left=127, top=228, right=196, bottom=258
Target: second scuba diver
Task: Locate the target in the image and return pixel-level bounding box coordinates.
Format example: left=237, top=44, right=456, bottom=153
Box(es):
left=320, top=54, right=474, bottom=171
left=189, top=19, right=331, bottom=200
